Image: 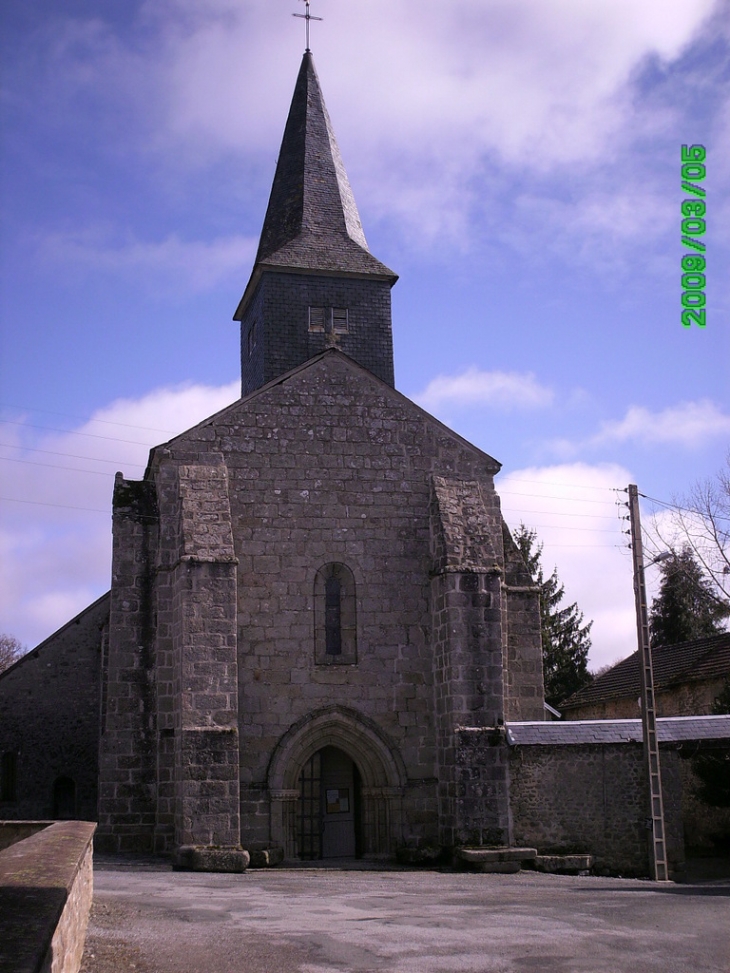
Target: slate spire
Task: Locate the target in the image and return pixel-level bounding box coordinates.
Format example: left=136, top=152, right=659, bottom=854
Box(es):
left=235, top=52, right=396, bottom=318
left=235, top=52, right=397, bottom=394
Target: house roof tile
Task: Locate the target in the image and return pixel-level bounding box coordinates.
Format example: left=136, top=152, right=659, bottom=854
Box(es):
left=560, top=632, right=730, bottom=711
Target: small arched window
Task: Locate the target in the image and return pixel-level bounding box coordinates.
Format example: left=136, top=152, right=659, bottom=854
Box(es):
left=315, top=563, right=356, bottom=665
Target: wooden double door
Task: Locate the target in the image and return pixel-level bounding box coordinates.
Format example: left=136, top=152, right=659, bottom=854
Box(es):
left=298, top=746, right=361, bottom=859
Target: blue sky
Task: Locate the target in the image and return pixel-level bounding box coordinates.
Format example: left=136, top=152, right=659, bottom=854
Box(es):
left=1, top=0, right=729, bottom=667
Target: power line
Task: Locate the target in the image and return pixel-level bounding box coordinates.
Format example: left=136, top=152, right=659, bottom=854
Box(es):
left=0, top=496, right=110, bottom=514
left=0, top=404, right=180, bottom=435
left=501, top=476, right=618, bottom=494
left=0, top=442, right=145, bottom=466
left=641, top=491, right=730, bottom=525
left=502, top=505, right=619, bottom=520
left=500, top=489, right=615, bottom=507
left=0, top=418, right=161, bottom=448
left=0, top=456, right=136, bottom=477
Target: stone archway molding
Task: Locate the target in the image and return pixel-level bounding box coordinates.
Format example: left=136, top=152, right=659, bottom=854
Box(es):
left=268, top=705, right=406, bottom=794
left=267, top=705, right=406, bottom=859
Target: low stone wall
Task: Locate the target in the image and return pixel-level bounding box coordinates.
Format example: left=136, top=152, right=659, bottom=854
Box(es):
left=0, top=820, right=52, bottom=853
left=509, top=743, right=684, bottom=877
left=0, top=820, right=96, bottom=973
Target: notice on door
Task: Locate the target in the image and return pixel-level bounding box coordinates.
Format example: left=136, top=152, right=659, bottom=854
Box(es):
left=326, top=788, right=350, bottom=813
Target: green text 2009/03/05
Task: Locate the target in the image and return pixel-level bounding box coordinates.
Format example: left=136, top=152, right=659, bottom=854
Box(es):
left=680, top=144, right=706, bottom=328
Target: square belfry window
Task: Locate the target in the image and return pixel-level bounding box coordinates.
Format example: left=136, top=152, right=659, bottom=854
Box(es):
left=308, top=307, right=326, bottom=332
left=332, top=308, right=349, bottom=333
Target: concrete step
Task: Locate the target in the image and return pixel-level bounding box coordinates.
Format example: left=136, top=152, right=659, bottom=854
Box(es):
left=456, top=847, right=537, bottom=872
left=457, top=847, right=537, bottom=864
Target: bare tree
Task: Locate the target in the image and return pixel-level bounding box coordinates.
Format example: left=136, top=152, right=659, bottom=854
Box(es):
left=0, top=634, right=26, bottom=675
left=648, top=453, right=730, bottom=605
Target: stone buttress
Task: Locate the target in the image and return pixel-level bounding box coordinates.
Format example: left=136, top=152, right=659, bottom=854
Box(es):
left=97, top=477, right=158, bottom=853
left=98, top=456, right=246, bottom=870
left=429, top=476, right=544, bottom=849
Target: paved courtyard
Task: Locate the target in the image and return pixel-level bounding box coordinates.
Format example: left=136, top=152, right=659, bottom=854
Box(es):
left=80, top=860, right=730, bottom=973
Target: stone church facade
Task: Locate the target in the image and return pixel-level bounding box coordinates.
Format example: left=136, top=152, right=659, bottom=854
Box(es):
left=1, top=52, right=545, bottom=869
left=97, top=52, right=546, bottom=868
left=9, top=51, right=722, bottom=876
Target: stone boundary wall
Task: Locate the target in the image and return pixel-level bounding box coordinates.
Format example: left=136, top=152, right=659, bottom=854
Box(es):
left=0, top=820, right=51, bottom=853
left=508, top=742, right=684, bottom=877
left=0, top=820, right=96, bottom=973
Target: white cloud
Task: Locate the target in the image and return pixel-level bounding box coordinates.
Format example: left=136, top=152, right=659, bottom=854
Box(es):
left=0, top=381, right=239, bottom=647
left=36, top=231, right=257, bottom=294
left=498, top=462, right=637, bottom=670
left=145, top=0, right=717, bottom=164
left=592, top=400, right=730, bottom=447
left=415, top=368, right=554, bottom=412
left=24, top=0, right=721, bottom=245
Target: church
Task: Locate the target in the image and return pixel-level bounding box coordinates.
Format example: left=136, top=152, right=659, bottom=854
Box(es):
left=0, top=49, right=544, bottom=868
left=4, top=48, right=714, bottom=878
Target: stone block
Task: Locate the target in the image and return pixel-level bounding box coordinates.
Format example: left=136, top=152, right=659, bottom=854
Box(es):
left=395, top=845, right=443, bottom=866
left=173, top=845, right=250, bottom=872
left=248, top=847, right=285, bottom=868
left=531, top=855, right=594, bottom=874
left=457, top=847, right=537, bottom=864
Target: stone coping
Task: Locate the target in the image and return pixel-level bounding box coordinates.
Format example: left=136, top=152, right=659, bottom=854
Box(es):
left=502, top=714, right=730, bottom=746
left=0, top=820, right=96, bottom=973
left=0, top=820, right=54, bottom=853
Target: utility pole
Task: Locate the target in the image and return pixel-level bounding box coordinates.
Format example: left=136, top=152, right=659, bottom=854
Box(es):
left=627, top=484, right=669, bottom=882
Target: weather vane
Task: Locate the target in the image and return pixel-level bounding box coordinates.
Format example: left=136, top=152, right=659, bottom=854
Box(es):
left=293, top=0, right=322, bottom=53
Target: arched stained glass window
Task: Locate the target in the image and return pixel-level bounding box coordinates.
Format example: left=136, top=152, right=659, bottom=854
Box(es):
left=315, top=563, right=356, bottom=664
left=325, top=575, right=342, bottom=656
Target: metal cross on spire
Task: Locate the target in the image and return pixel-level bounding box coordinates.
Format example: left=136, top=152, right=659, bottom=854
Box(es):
left=293, top=0, right=322, bottom=53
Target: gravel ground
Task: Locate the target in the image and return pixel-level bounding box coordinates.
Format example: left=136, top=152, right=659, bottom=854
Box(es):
left=79, top=860, right=730, bottom=973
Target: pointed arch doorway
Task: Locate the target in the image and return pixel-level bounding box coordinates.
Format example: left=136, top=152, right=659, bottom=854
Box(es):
left=298, top=746, right=361, bottom=859
left=268, top=706, right=406, bottom=861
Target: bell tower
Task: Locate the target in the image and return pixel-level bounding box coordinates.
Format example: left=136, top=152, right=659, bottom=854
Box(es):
left=234, top=52, right=398, bottom=395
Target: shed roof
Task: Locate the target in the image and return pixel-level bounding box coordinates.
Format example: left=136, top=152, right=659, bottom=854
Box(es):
left=505, top=714, right=730, bottom=745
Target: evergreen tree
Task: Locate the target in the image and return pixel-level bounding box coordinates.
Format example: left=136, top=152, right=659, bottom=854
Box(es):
left=692, top=678, right=730, bottom=809
left=648, top=547, right=730, bottom=648
left=513, top=525, right=593, bottom=708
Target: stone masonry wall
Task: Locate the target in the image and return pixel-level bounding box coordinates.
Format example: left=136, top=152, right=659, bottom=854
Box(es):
left=0, top=821, right=96, bottom=973
left=509, top=742, right=685, bottom=876
left=156, top=458, right=242, bottom=857
left=501, top=586, right=544, bottom=722
left=455, top=729, right=512, bottom=847
left=0, top=596, right=107, bottom=823
left=148, top=352, right=508, bottom=853
left=500, top=523, right=545, bottom=722
left=96, top=478, right=158, bottom=853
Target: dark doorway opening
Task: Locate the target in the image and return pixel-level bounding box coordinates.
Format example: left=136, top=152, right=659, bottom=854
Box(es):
left=53, top=776, right=76, bottom=819
left=297, top=746, right=361, bottom=860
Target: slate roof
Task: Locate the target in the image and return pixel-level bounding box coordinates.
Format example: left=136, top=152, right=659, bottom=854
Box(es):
left=560, top=632, right=730, bottom=712
left=505, top=715, right=730, bottom=746
left=235, top=53, right=396, bottom=320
